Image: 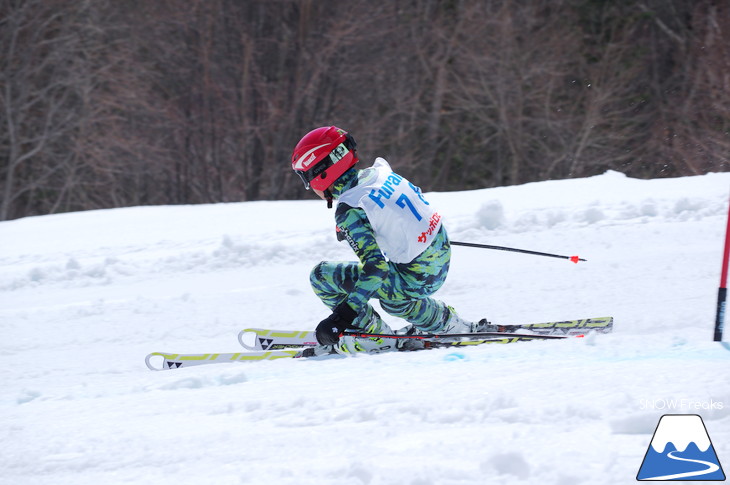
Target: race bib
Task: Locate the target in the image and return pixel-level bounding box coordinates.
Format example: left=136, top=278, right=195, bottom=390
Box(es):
left=338, top=158, right=442, bottom=263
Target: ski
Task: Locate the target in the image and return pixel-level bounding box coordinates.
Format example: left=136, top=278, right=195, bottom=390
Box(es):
left=146, top=333, right=571, bottom=371
left=238, top=317, right=613, bottom=351
left=238, top=329, right=318, bottom=351
left=146, top=317, right=613, bottom=371
left=145, top=349, right=307, bottom=371
left=493, top=317, right=613, bottom=336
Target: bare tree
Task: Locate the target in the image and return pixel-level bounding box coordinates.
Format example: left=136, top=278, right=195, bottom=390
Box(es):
left=0, top=0, right=170, bottom=220
left=0, top=0, right=80, bottom=220
left=1, top=0, right=728, bottom=220
left=642, top=0, right=730, bottom=175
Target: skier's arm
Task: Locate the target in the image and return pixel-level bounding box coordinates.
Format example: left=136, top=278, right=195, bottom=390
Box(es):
left=335, top=203, right=389, bottom=313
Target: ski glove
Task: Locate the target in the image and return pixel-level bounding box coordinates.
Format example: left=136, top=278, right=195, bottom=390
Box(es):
left=315, top=301, right=359, bottom=346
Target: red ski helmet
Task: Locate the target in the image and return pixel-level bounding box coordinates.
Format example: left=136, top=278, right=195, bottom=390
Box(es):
left=291, top=126, right=358, bottom=191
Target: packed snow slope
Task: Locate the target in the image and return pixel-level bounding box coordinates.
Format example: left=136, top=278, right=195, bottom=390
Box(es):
left=1, top=170, right=729, bottom=485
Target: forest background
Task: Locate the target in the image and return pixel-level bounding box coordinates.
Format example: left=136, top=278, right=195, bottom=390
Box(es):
left=1, top=0, right=728, bottom=221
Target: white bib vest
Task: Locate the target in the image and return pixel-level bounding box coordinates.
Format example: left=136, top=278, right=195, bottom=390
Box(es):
left=337, top=158, right=442, bottom=263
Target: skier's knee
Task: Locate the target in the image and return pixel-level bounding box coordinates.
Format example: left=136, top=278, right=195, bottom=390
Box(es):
left=310, top=261, right=331, bottom=289
left=310, top=261, right=324, bottom=283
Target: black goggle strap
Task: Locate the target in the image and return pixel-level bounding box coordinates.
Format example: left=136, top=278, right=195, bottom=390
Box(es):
left=344, top=133, right=356, bottom=151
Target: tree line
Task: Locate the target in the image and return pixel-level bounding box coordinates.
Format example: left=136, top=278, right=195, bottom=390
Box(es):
left=1, top=0, right=728, bottom=221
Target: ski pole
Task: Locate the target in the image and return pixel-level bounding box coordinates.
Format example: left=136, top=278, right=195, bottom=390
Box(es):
left=451, top=241, right=586, bottom=263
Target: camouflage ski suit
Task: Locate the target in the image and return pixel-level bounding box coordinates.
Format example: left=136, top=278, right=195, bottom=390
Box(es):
left=310, top=163, right=453, bottom=343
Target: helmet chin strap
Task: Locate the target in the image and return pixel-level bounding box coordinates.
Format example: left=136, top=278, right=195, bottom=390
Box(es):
left=324, top=189, right=333, bottom=209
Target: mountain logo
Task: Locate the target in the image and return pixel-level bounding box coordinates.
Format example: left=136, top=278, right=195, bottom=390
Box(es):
left=637, top=414, right=725, bottom=481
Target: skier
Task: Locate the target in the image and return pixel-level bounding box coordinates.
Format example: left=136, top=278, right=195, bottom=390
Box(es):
left=291, top=126, right=490, bottom=353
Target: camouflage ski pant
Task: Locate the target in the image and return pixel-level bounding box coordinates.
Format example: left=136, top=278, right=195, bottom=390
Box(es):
left=310, top=228, right=452, bottom=334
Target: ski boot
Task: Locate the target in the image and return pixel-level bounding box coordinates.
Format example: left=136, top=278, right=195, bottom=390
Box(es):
left=473, top=318, right=498, bottom=333
left=333, top=310, right=398, bottom=355
left=394, top=324, right=427, bottom=351
left=441, top=307, right=497, bottom=334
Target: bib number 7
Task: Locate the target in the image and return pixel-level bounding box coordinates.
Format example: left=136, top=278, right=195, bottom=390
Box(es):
left=368, top=173, right=431, bottom=222
left=396, top=183, right=429, bottom=221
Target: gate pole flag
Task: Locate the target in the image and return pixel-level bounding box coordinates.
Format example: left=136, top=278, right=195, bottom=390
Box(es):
left=714, top=190, right=730, bottom=344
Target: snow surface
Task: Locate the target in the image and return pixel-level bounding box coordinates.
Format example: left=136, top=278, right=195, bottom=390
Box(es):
left=2, top=170, right=729, bottom=485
